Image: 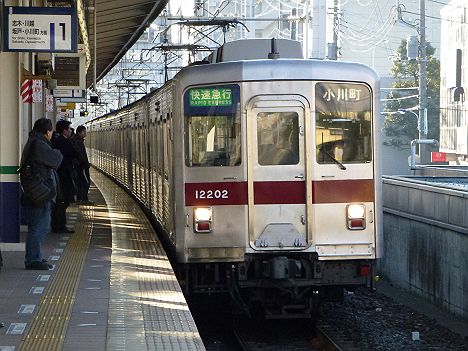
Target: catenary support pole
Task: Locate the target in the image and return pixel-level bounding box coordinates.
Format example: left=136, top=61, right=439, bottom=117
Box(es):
left=419, top=0, right=427, bottom=161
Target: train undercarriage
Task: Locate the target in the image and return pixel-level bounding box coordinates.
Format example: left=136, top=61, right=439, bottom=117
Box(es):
left=181, top=254, right=374, bottom=319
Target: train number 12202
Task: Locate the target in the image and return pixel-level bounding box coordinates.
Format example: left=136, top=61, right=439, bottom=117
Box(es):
left=195, top=189, right=228, bottom=199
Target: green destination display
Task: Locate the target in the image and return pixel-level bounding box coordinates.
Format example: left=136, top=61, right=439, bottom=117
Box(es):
left=189, top=87, right=232, bottom=106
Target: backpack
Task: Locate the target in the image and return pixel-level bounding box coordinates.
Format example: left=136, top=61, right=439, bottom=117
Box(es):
left=19, top=140, right=56, bottom=207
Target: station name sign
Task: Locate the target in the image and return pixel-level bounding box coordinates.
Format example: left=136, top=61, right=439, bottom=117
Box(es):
left=2, top=6, right=77, bottom=52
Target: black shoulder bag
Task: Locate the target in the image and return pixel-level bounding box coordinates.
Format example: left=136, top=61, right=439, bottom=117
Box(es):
left=19, top=140, right=56, bottom=207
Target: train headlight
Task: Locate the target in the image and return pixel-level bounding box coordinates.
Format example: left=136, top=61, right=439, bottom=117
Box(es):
left=194, top=207, right=213, bottom=233
left=346, top=204, right=366, bottom=230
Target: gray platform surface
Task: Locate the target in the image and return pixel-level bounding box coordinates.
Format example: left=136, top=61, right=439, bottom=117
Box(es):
left=0, top=170, right=205, bottom=351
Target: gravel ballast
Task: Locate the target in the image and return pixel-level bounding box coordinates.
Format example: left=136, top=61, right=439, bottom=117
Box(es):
left=320, top=286, right=467, bottom=350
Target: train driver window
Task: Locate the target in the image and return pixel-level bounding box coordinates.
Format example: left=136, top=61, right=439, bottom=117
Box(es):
left=186, top=115, right=241, bottom=167
left=257, top=112, right=299, bottom=166
left=315, top=82, right=372, bottom=165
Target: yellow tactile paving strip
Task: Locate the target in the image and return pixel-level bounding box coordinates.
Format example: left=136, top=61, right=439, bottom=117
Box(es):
left=19, top=206, right=94, bottom=351
left=91, top=169, right=205, bottom=351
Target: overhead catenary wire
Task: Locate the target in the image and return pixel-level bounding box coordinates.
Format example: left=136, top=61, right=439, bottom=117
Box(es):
left=400, top=8, right=463, bottom=23
left=428, top=0, right=458, bottom=7
left=339, top=6, right=398, bottom=48
left=381, top=94, right=419, bottom=101
left=381, top=87, right=419, bottom=90
left=354, top=0, right=374, bottom=7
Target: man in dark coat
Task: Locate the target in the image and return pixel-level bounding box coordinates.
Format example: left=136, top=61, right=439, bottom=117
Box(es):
left=51, top=120, right=78, bottom=233
left=72, top=125, right=92, bottom=203
left=20, top=118, right=63, bottom=269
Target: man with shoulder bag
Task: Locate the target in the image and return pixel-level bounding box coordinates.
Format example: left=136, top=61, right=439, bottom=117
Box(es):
left=19, top=118, right=63, bottom=270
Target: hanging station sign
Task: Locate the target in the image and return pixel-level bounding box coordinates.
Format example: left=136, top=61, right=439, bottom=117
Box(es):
left=2, top=6, right=77, bottom=52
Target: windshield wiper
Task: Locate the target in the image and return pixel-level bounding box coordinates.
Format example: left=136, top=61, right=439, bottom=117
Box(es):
left=320, top=146, right=346, bottom=170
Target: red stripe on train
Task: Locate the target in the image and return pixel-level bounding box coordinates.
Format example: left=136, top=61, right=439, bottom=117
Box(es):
left=185, top=179, right=374, bottom=206
left=312, top=179, right=374, bottom=203
left=253, top=181, right=305, bottom=204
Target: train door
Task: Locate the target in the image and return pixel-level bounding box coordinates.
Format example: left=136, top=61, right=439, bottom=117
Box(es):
left=247, top=96, right=311, bottom=250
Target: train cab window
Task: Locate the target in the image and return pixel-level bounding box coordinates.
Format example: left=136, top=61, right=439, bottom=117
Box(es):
left=315, top=82, right=372, bottom=164
left=257, top=112, right=299, bottom=165
left=186, top=115, right=241, bottom=166
left=184, top=85, right=241, bottom=167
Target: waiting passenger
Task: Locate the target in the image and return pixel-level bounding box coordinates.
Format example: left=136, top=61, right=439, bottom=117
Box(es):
left=72, top=125, right=92, bottom=204
left=20, top=118, right=62, bottom=270
left=51, top=120, right=78, bottom=234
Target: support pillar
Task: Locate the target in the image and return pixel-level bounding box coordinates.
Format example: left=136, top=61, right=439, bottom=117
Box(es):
left=0, top=52, right=20, bottom=243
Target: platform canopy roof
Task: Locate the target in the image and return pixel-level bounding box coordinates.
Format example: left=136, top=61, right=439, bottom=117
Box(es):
left=85, top=0, right=169, bottom=87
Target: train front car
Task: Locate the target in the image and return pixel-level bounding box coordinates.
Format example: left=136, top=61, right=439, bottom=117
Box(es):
left=177, top=41, right=381, bottom=319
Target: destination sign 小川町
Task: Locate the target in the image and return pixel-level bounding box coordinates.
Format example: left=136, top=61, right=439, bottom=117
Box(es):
left=189, top=87, right=232, bottom=107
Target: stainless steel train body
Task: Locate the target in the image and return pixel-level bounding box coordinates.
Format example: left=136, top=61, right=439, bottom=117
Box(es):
left=87, top=48, right=382, bottom=317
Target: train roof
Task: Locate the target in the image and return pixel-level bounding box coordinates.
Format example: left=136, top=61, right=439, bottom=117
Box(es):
left=206, top=38, right=303, bottom=62
left=174, top=58, right=380, bottom=88
left=88, top=57, right=380, bottom=125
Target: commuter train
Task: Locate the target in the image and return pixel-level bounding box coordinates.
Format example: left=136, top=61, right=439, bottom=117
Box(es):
left=86, top=39, right=382, bottom=318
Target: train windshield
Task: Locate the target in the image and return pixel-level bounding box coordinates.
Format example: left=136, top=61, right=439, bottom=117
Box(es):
left=184, top=85, right=241, bottom=167
left=315, top=82, right=372, bottom=164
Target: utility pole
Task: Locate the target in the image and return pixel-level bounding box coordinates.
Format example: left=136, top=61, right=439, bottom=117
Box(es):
left=419, top=0, right=427, bottom=161
left=305, top=0, right=309, bottom=58
left=333, top=0, right=339, bottom=51
left=326, top=0, right=339, bottom=60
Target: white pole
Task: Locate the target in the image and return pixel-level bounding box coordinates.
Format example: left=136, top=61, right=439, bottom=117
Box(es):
left=305, top=0, right=309, bottom=58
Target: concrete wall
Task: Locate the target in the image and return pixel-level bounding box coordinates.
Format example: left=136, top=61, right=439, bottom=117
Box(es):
left=382, top=176, right=468, bottom=318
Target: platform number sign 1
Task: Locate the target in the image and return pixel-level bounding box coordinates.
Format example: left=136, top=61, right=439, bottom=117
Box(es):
left=50, top=18, right=72, bottom=51
left=3, top=6, right=77, bottom=52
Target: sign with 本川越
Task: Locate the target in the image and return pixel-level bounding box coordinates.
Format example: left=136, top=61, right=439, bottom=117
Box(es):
left=2, top=6, right=77, bottom=52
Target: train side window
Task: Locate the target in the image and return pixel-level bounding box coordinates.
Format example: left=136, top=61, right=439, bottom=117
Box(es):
left=257, top=112, right=299, bottom=166
left=315, top=82, right=372, bottom=164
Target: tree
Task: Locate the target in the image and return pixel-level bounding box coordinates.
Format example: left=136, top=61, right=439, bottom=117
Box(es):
left=383, top=39, right=440, bottom=149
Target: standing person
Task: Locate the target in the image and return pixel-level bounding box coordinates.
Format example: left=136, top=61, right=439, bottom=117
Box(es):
left=72, top=125, right=92, bottom=204
left=51, top=120, right=78, bottom=233
left=20, top=118, right=62, bottom=270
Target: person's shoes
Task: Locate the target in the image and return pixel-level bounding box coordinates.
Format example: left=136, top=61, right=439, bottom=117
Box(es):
left=80, top=200, right=94, bottom=205
left=41, top=259, right=48, bottom=263
left=25, top=261, right=53, bottom=270
left=52, top=228, right=75, bottom=234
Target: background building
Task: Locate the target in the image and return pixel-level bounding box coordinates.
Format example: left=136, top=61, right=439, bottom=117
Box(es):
left=439, top=0, right=468, bottom=161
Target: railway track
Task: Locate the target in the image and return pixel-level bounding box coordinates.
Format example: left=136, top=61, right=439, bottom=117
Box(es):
left=190, top=295, right=359, bottom=351
left=313, top=324, right=360, bottom=351
left=232, top=319, right=359, bottom=351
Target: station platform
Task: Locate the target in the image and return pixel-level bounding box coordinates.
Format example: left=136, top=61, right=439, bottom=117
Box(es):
left=0, top=170, right=205, bottom=351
